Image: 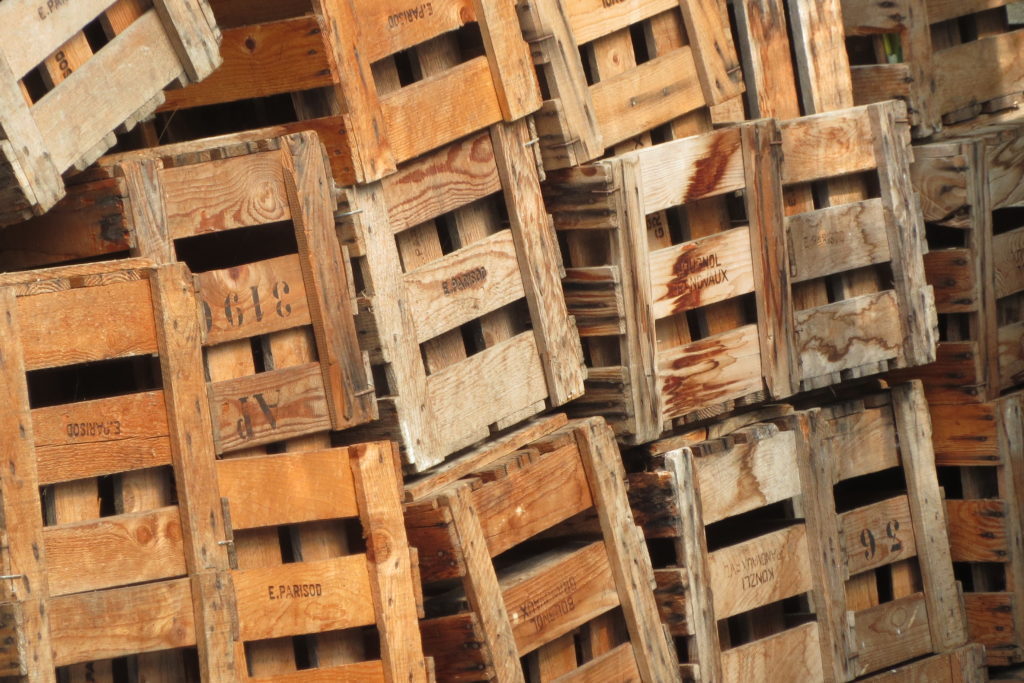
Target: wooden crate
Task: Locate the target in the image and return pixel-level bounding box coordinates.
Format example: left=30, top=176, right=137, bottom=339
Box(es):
left=217, top=442, right=431, bottom=682
left=129, top=0, right=539, bottom=185
left=932, top=389, right=1024, bottom=667
left=631, top=410, right=842, bottom=681
left=843, top=0, right=1024, bottom=136
left=801, top=381, right=968, bottom=679
left=890, top=117, right=1024, bottom=404
left=860, top=643, right=988, bottom=682
left=403, top=415, right=678, bottom=682
left=0, top=0, right=221, bottom=226
left=0, top=260, right=234, bottom=680
left=544, top=100, right=934, bottom=443
left=516, top=0, right=743, bottom=169
left=0, top=131, right=378, bottom=449
left=335, top=120, right=585, bottom=472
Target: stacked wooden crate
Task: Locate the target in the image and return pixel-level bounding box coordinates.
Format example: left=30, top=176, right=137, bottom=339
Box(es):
left=0, top=0, right=1021, bottom=679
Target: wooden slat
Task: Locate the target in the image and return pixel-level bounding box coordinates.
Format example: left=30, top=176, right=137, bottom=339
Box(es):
left=719, top=621, right=824, bottom=682
left=649, top=227, right=755, bottom=319
left=490, top=119, right=585, bottom=407
left=708, top=524, right=812, bottom=619
left=44, top=506, right=186, bottom=595
left=565, top=0, right=676, bottom=44
left=355, top=0, right=474, bottom=62
left=795, top=290, right=902, bottom=380
left=161, top=151, right=291, bottom=238
left=946, top=499, right=1009, bottom=563
left=852, top=593, right=932, bottom=675
left=779, top=107, right=877, bottom=184
left=590, top=47, right=706, bottom=149
left=381, top=131, right=501, bottom=234
left=470, top=444, right=592, bottom=557
left=31, top=389, right=168, bottom=448
left=217, top=449, right=359, bottom=530
left=993, top=227, right=1024, bottom=300
left=998, top=320, right=1024, bottom=390
left=929, top=402, right=1000, bottom=464
left=694, top=427, right=801, bottom=524
left=18, top=278, right=158, bottom=370
left=382, top=57, right=502, bottom=165
left=159, top=17, right=333, bottom=111
left=933, top=30, right=1024, bottom=116
left=658, top=323, right=764, bottom=420
left=233, top=555, right=376, bottom=641
left=426, top=332, right=549, bottom=448
left=633, top=126, right=745, bottom=211
left=208, top=362, right=331, bottom=453
left=49, top=578, right=196, bottom=667
left=351, top=441, right=430, bottom=682
left=925, top=249, right=979, bottom=313
left=787, top=199, right=891, bottom=282
left=841, top=495, right=917, bottom=577
left=471, top=0, right=541, bottom=121
left=551, top=642, right=639, bottom=682
left=197, top=256, right=311, bottom=345
left=503, top=542, right=618, bottom=656
left=404, top=230, right=525, bottom=342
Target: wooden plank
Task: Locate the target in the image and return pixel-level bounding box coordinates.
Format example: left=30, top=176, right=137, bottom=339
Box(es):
left=564, top=0, right=676, bottom=44
left=43, top=506, right=186, bottom=595
left=0, top=287, right=54, bottom=677
left=633, top=126, right=745, bottom=211
left=232, top=555, right=376, bottom=641
left=575, top=418, right=679, bottom=681
left=563, top=266, right=625, bottom=336
left=841, top=496, right=918, bottom=576
left=590, top=48, right=706, bottom=149
left=719, top=621, right=824, bottom=682
left=381, top=131, right=501, bottom=234
left=36, top=437, right=172, bottom=486
left=664, top=451, right=722, bottom=680
left=892, top=382, right=969, bottom=651
left=355, top=0, right=474, bottom=61
left=208, top=362, right=332, bottom=453
left=502, top=542, right=618, bottom=655
left=926, top=249, right=979, bottom=313
left=160, top=152, right=290, bottom=238
left=217, top=450, right=359, bottom=530
left=284, top=131, right=376, bottom=429
left=150, top=265, right=235, bottom=678
left=404, top=230, right=525, bottom=342
left=245, top=660, right=387, bottom=682
left=160, top=17, right=331, bottom=110
left=929, top=402, right=1000, bottom=463
left=852, top=593, right=933, bottom=675
left=35, top=10, right=183, bottom=171
left=551, top=642, right=639, bottom=682
left=152, top=0, right=221, bottom=82
left=708, top=525, right=812, bottom=619
left=743, top=119, right=797, bottom=400
left=795, top=290, right=902, bottom=380
left=470, top=444, right=593, bottom=557
left=933, top=30, right=1024, bottom=116
left=993, top=227, right=1024, bottom=299
left=31, top=389, right=168, bottom=449
left=197, top=256, right=311, bottom=345
left=779, top=108, right=876, bottom=184
left=1000, top=322, right=1024, bottom=397
left=946, top=499, right=1009, bottom=563
left=964, top=592, right=1018, bottom=651
left=649, top=228, right=755, bottom=319
left=491, top=119, right=585, bottom=407
left=350, top=441, right=429, bottom=682
left=17, top=278, right=158, bottom=370
left=693, top=427, right=801, bottom=524
left=658, top=324, right=764, bottom=420
left=677, top=0, right=745, bottom=103
left=382, top=57, right=502, bottom=166
left=440, top=483, right=524, bottom=682
left=49, top=578, right=196, bottom=667
left=787, top=199, right=891, bottom=282
left=471, top=0, right=541, bottom=120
